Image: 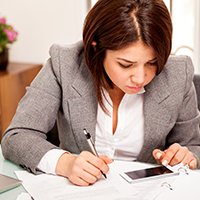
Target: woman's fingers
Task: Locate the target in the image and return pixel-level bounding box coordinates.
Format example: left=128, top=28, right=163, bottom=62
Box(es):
left=189, top=159, right=197, bottom=169
left=153, top=143, right=197, bottom=169
left=153, top=149, right=164, bottom=165
left=56, top=151, right=112, bottom=186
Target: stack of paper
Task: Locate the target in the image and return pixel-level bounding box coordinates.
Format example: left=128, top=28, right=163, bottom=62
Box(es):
left=15, top=161, right=200, bottom=200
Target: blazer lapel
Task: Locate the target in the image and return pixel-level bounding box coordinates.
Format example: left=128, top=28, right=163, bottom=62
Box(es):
left=67, top=58, right=98, bottom=152
left=137, top=75, right=172, bottom=162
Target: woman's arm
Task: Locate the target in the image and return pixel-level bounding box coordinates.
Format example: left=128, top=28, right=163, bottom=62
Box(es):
left=1, top=45, right=62, bottom=174
left=153, top=56, right=200, bottom=169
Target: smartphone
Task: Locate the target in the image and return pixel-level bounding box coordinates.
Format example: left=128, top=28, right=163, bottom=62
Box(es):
left=120, top=165, right=179, bottom=183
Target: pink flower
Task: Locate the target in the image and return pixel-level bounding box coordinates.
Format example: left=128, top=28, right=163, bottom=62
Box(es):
left=3, top=27, right=18, bottom=42
left=0, top=17, right=6, bottom=24
left=0, top=15, right=18, bottom=52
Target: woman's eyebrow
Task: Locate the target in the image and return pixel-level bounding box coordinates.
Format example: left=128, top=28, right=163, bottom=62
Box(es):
left=116, top=58, right=136, bottom=63
left=117, top=57, right=157, bottom=63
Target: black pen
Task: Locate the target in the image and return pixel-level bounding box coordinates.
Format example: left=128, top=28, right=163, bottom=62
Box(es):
left=83, top=128, right=107, bottom=179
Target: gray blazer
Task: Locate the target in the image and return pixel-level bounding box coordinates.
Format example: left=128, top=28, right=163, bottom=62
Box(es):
left=2, top=41, right=200, bottom=174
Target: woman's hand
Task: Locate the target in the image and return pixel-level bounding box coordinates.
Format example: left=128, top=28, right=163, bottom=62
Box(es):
left=55, top=151, right=113, bottom=186
left=153, top=143, right=197, bottom=169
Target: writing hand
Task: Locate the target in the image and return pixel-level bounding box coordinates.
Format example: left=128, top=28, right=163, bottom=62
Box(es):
left=55, top=151, right=113, bottom=186
left=153, top=143, right=197, bottom=169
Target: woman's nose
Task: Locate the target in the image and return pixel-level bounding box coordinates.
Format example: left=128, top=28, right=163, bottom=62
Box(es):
left=131, top=66, right=145, bottom=85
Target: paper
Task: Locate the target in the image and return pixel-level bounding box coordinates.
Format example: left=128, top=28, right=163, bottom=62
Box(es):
left=16, top=192, right=32, bottom=200
left=15, top=160, right=180, bottom=200
left=14, top=161, right=200, bottom=200
left=156, top=165, right=200, bottom=200
left=15, top=167, right=138, bottom=200
left=109, top=160, right=179, bottom=200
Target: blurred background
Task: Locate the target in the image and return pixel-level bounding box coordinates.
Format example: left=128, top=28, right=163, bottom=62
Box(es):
left=1, top=0, right=200, bottom=72
left=0, top=0, right=89, bottom=64
left=0, top=0, right=199, bottom=141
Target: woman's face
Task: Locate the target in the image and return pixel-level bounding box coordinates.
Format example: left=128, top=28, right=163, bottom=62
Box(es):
left=103, top=40, right=157, bottom=94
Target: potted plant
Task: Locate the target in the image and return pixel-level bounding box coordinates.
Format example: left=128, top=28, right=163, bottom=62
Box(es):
left=0, top=16, right=18, bottom=70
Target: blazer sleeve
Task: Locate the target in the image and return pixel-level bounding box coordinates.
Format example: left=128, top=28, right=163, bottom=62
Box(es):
left=1, top=44, right=63, bottom=174
left=166, top=56, right=200, bottom=168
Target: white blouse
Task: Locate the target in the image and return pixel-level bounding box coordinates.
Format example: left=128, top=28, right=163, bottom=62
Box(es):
left=37, top=88, right=145, bottom=174
left=95, top=88, right=145, bottom=161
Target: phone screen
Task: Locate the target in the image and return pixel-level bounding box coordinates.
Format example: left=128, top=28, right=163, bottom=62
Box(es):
left=120, top=166, right=178, bottom=183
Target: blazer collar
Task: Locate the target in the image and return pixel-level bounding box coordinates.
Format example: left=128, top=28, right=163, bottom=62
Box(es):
left=68, top=55, right=98, bottom=152
left=71, top=53, right=94, bottom=97
left=137, top=74, right=172, bottom=162
left=144, top=74, right=170, bottom=104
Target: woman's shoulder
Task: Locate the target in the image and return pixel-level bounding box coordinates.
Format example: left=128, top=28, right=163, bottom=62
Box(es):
left=47, top=40, right=86, bottom=80
left=49, top=40, right=84, bottom=55
left=164, top=55, right=194, bottom=77
left=146, top=55, right=194, bottom=100
left=49, top=40, right=84, bottom=63
left=158, top=55, right=194, bottom=85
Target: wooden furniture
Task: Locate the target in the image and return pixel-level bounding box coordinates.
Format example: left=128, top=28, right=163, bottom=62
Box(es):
left=0, top=62, right=42, bottom=141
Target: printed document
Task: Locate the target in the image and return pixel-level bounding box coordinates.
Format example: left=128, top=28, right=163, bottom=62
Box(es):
left=15, top=160, right=179, bottom=200
left=15, top=168, right=138, bottom=200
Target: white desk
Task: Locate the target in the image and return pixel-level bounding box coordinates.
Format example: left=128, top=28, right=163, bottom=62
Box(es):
left=0, top=146, right=157, bottom=200
left=1, top=145, right=200, bottom=200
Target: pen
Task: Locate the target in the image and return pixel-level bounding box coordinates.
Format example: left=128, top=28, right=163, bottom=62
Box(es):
left=83, top=128, right=107, bottom=179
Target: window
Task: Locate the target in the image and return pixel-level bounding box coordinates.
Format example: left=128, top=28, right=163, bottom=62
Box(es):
left=91, top=0, right=97, bottom=7
left=170, top=1, right=194, bottom=65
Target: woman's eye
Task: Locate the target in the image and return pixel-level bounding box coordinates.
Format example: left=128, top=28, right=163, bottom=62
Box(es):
left=147, top=61, right=157, bottom=66
left=118, top=62, right=132, bottom=68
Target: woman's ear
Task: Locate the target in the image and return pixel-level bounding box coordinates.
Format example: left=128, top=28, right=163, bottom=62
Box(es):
left=91, top=41, right=97, bottom=51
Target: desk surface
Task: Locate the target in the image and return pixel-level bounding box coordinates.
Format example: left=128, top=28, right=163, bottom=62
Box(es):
left=0, top=147, right=26, bottom=200
left=1, top=145, right=200, bottom=200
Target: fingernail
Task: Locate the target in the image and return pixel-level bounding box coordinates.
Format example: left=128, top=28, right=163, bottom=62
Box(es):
left=156, top=152, right=162, bottom=159
left=162, top=160, right=168, bottom=166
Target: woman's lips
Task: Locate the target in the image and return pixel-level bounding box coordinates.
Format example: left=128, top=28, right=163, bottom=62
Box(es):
left=127, top=86, right=143, bottom=91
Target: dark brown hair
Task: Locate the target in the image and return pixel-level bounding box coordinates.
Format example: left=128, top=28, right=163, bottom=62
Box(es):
left=83, top=0, right=172, bottom=113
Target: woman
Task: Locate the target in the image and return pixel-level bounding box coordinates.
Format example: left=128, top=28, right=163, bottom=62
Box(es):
left=2, top=0, right=200, bottom=186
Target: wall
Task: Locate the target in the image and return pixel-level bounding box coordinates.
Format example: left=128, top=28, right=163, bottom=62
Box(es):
left=0, top=0, right=89, bottom=65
